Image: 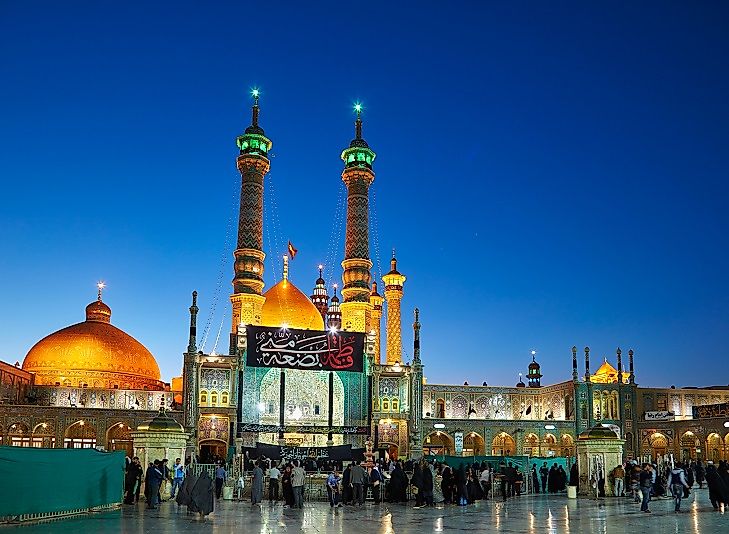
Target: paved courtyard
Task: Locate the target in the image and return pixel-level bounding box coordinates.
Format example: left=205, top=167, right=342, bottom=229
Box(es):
left=5, top=491, right=728, bottom=533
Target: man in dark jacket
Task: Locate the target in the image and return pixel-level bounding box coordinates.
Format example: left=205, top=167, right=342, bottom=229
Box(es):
left=639, top=464, right=653, bottom=513
left=124, top=457, right=143, bottom=504
left=145, top=461, right=164, bottom=509
left=350, top=462, right=367, bottom=505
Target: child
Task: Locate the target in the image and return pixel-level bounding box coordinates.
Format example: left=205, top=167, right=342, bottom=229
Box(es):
left=327, top=470, right=342, bottom=507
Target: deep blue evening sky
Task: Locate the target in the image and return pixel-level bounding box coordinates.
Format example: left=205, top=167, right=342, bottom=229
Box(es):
left=1, top=2, right=728, bottom=388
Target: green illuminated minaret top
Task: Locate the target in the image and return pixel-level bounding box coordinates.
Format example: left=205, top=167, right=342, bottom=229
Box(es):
left=340, top=103, right=376, bottom=169
left=236, top=88, right=272, bottom=156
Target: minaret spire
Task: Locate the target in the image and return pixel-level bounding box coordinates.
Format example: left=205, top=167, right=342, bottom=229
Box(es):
left=340, top=101, right=376, bottom=332
left=187, top=291, right=199, bottom=353
left=230, top=88, right=271, bottom=348
left=383, top=250, right=406, bottom=365
left=96, top=281, right=105, bottom=301
left=413, top=308, right=421, bottom=364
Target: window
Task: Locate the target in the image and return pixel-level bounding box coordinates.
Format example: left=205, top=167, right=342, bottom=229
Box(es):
left=657, top=399, right=667, bottom=411
left=314, top=404, right=320, bottom=416
left=211, top=392, right=218, bottom=406
left=267, top=403, right=275, bottom=414
left=392, top=398, right=400, bottom=412
left=436, top=399, right=445, bottom=418
left=221, top=392, right=229, bottom=406
left=200, top=391, right=208, bottom=405
left=382, top=399, right=390, bottom=412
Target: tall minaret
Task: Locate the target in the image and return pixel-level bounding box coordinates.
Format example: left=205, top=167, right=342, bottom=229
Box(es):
left=409, top=308, right=424, bottom=459
left=230, top=89, right=271, bottom=348
left=369, top=279, right=384, bottom=363
left=340, top=103, right=375, bottom=333
left=383, top=252, right=406, bottom=365
left=310, top=265, right=329, bottom=323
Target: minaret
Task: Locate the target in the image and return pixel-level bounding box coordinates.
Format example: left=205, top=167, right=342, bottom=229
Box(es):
left=369, top=279, right=384, bottom=363
left=628, top=349, right=635, bottom=384
left=383, top=252, right=406, bottom=365
left=409, top=308, right=424, bottom=459
left=182, top=291, right=200, bottom=446
left=187, top=291, right=199, bottom=353
left=584, top=346, right=591, bottom=382
left=340, top=103, right=375, bottom=333
left=527, top=350, right=542, bottom=388
left=310, top=265, right=330, bottom=324
left=327, top=284, right=342, bottom=330
left=230, top=89, right=271, bottom=347
left=616, top=347, right=623, bottom=384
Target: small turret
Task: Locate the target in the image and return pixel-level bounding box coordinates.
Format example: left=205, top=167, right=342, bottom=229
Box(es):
left=327, top=284, right=342, bottom=330
left=310, top=265, right=329, bottom=323
left=527, top=350, right=542, bottom=388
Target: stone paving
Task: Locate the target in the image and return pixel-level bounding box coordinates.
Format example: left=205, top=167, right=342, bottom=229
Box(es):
left=5, top=490, right=728, bottom=533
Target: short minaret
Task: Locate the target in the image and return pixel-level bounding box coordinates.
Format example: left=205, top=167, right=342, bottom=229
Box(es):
left=383, top=252, right=406, bottom=365
left=409, top=308, right=424, bottom=459
left=230, top=89, right=271, bottom=347
left=310, top=265, right=330, bottom=324
left=340, top=103, right=375, bottom=333
left=628, top=349, right=635, bottom=384
left=327, top=284, right=342, bottom=330
left=616, top=347, right=623, bottom=384
left=187, top=291, right=199, bottom=353
left=527, top=350, right=542, bottom=388
left=584, top=346, right=591, bottom=382
left=369, top=278, right=384, bottom=363
left=572, top=345, right=579, bottom=383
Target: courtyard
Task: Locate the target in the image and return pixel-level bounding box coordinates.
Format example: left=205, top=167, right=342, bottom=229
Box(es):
left=6, top=491, right=727, bottom=533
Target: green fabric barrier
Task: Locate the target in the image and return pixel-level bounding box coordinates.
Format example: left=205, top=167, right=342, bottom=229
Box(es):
left=0, top=446, right=125, bottom=516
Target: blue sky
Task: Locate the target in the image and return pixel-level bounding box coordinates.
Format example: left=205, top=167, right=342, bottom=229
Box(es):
left=1, top=1, right=728, bottom=388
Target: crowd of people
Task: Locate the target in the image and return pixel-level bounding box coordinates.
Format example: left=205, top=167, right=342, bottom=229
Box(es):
left=611, top=459, right=729, bottom=514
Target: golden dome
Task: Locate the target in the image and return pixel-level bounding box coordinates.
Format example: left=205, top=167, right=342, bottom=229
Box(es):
left=261, top=279, right=325, bottom=331
left=22, top=298, right=163, bottom=390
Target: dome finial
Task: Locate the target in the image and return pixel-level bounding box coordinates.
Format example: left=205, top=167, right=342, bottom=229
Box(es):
left=251, top=87, right=260, bottom=127
left=354, top=102, right=363, bottom=139
left=282, top=255, right=289, bottom=282
left=97, top=281, right=105, bottom=302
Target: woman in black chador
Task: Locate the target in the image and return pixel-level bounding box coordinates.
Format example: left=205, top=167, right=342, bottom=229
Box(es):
left=389, top=462, right=408, bottom=503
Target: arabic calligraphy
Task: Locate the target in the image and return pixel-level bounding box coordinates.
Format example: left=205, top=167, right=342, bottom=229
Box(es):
left=692, top=402, right=729, bottom=419
left=238, top=423, right=369, bottom=435
left=245, top=325, right=364, bottom=372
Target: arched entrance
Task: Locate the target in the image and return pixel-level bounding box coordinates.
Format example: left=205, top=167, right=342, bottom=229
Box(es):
left=561, top=434, right=575, bottom=457
left=31, top=422, right=55, bottom=448
left=649, top=432, right=668, bottom=460
left=424, top=431, right=453, bottom=456
left=107, top=422, right=133, bottom=456
left=492, top=432, right=515, bottom=456
left=7, top=422, right=30, bottom=447
left=379, top=442, right=399, bottom=461
left=64, top=420, right=96, bottom=448
left=464, top=432, right=484, bottom=456
left=681, top=431, right=699, bottom=461
left=524, top=433, right=540, bottom=456
left=706, top=433, right=723, bottom=462
left=199, top=439, right=227, bottom=463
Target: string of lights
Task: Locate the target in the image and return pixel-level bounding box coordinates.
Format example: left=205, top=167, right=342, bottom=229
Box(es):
left=323, top=183, right=346, bottom=288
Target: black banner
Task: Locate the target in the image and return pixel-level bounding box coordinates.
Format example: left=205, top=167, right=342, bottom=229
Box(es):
left=253, top=443, right=355, bottom=461
left=692, top=402, right=729, bottom=419
left=246, top=325, right=365, bottom=372
left=238, top=423, right=369, bottom=435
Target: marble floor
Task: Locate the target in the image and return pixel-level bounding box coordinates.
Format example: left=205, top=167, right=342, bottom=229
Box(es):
left=5, top=490, right=728, bottom=533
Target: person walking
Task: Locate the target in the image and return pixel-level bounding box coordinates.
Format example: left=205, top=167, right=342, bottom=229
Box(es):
left=145, top=461, right=163, bottom=510
left=539, top=462, right=549, bottom=494
left=268, top=461, right=280, bottom=502
left=124, top=456, right=143, bottom=505
left=695, top=461, right=705, bottom=489
left=292, top=460, right=306, bottom=509
left=214, top=463, right=227, bottom=500
left=639, top=464, right=653, bottom=513
left=350, top=461, right=366, bottom=505
left=251, top=461, right=264, bottom=505
left=370, top=464, right=383, bottom=504
left=281, top=464, right=295, bottom=507
left=612, top=464, right=625, bottom=497
left=441, top=462, right=453, bottom=504
left=326, top=469, right=342, bottom=507
left=421, top=460, right=434, bottom=507
left=668, top=463, right=690, bottom=513
left=412, top=463, right=424, bottom=508
left=480, top=464, right=492, bottom=500
left=170, top=458, right=185, bottom=499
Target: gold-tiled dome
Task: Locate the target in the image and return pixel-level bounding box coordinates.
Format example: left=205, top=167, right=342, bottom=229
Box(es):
left=22, top=298, right=163, bottom=390
left=261, top=279, right=325, bottom=331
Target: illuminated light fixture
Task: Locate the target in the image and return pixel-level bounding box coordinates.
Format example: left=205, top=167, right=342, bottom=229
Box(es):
left=281, top=323, right=289, bottom=330
left=392, top=361, right=402, bottom=373
left=97, top=281, right=105, bottom=291
left=354, top=102, right=362, bottom=114
left=724, top=421, right=729, bottom=428
left=211, top=415, right=217, bottom=420
left=433, top=423, right=445, bottom=429
left=256, top=402, right=265, bottom=412
left=292, top=407, right=303, bottom=420
left=531, top=350, right=537, bottom=356
left=318, top=264, right=323, bottom=270
left=329, top=326, right=338, bottom=333
left=79, top=420, right=85, bottom=426
left=251, top=88, right=260, bottom=98
left=544, top=424, right=556, bottom=430
left=41, top=423, right=47, bottom=429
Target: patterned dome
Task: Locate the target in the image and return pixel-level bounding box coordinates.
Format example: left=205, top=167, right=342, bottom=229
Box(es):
left=22, top=298, right=163, bottom=390
left=261, top=279, right=325, bottom=331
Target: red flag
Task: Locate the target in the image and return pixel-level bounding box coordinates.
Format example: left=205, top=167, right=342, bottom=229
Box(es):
left=287, top=241, right=298, bottom=259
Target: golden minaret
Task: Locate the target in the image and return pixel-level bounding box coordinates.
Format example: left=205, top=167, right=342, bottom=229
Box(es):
left=383, top=252, right=406, bottom=365
left=369, top=279, right=384, bottom=363
left=230, top=90, right=270, bottom=337
left=340, top=104, right=375, bottom=333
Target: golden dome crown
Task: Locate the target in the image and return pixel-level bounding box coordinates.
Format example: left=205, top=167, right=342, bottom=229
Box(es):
left=261, top=279, right=325, bottom=331
left=22, top=296, right=163, bottom=390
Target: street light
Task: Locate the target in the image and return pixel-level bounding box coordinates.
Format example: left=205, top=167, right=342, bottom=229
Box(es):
left=544, top=424, right=556, bottom=430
